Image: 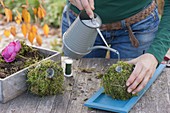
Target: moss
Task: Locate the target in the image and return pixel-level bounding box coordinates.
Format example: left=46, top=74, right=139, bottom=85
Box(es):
left=27, top=59, right=64, bottom=96
left=18, top=41, right=45, bottom=68
left=102, top=61, right=136, bottom=100
left=80, top=68, right=96, bottom=73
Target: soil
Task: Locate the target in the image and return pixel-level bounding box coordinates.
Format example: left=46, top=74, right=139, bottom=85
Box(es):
left=0, top=42, right=44, bottom=78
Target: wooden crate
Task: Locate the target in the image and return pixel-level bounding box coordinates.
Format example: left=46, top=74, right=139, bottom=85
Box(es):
left=0, top=46, right=61, bottom=103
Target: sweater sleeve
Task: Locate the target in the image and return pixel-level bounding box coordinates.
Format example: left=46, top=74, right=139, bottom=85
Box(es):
left=147, top=0, right=170, bottom=63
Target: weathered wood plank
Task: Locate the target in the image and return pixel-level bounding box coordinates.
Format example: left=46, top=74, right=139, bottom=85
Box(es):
left=96, top=110, right=112, bottom=113
left=50, top=78, right=74, bottom=113
left=35, top=95, right=56, bottom=113
left=68, top=58, right=116, bottom=113
left=131, top=69, right=170, bottom=113
left=50, top=92, right=71, bottom=113
left=65, top=59, right=87, bottom=113
left=0, top=81, right=2, bottom=101
left=17, top=93, right=42, bottom=113
left=0, top=58, right=169, bottom=113
left=81, top=59, right=112, bottom=113
left=5, top=93, right=27, bottom=113
left=165, top=68, right=170, bottom=112
left=0, top=101, right=11, bottom=113
left=50, top=57, right=76, bottom=113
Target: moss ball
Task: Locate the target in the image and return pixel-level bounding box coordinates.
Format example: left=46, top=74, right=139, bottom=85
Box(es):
left=102, top=61, right=136, bottom=100
left=27, top=59, right=64, bottom=96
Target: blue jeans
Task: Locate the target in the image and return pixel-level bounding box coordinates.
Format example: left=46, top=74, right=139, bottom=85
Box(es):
left=61, top=5, right=160, bottom=59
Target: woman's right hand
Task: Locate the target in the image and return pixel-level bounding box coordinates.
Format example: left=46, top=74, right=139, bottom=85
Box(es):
left=69, top=0, right=95, bottom=18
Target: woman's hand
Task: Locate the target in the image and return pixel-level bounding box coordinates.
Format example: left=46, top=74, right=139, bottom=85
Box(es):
left=126, top=53, right=158, bottom=94
left=69, top=0, right=95, bottom=18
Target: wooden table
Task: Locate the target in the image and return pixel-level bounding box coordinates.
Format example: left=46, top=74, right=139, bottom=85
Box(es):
left=0, top=58, right=170, bottom=113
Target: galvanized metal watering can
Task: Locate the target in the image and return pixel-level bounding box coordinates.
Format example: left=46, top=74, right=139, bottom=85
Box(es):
left=63, top=9, right=120, bottom=60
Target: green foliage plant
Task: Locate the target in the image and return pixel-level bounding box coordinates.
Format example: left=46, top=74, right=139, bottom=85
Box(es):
left=0, top=0, right=39, bottom=19
left=43, top=0, right=66, bottom=27
left=27, top=59, right=64, bottom=96
left=102, top=61, right=136, bottom=100
left=0, top=0, right=65, bottom=27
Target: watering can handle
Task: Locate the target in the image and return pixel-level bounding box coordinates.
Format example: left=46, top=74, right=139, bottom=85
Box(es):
left=96, top=28, right=110, bottom=48
left=66, top=3, right=72, bottom=26
left=88, top=46, right=120, bottom=61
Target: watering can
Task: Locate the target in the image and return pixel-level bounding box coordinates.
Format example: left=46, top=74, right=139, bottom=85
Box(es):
left=62, top=9, right=120, bottom=60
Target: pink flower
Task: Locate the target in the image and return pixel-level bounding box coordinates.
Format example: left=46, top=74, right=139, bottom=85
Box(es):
left=1, top=40, right=21, bottom=62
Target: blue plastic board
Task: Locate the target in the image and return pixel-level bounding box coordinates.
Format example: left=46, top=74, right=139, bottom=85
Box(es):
left=84, top=64, right=166, bottom=113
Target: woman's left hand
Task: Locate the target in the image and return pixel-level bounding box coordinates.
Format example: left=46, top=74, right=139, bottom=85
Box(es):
left=126, top=53, right=158, bottom=94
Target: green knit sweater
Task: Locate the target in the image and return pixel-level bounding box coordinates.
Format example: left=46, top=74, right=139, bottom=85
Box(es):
left=147, top=0, right=170, bottom=63
left=69, top=0, right=170, bottom=63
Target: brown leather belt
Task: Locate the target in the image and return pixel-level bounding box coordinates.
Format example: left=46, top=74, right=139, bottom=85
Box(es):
left=100, top=0, right=156, bottom=30
left=69, top=1, right=156, bottom=48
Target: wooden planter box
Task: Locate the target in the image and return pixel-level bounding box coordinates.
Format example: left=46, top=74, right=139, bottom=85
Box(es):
left=0, top=46, right=61, bottom=103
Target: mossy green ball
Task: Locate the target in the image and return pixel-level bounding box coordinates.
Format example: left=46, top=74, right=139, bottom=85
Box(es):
left=102, top=61, right=135, bottom=100
left=27, top=59, right=64, bottom=96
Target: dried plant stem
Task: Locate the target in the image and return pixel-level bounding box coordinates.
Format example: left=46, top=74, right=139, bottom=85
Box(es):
left=17, top=54, right=28, bottom=60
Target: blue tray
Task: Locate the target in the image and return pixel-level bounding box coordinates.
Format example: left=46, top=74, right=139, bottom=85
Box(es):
left=84, top=64, right=166, bottom=113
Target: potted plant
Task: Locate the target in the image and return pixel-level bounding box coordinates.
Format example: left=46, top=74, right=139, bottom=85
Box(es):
left=0, top=40, right=61, bottom=103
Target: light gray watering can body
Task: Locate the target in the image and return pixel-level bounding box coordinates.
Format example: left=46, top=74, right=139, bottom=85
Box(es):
left=63, top=10, right=120, bottom=60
